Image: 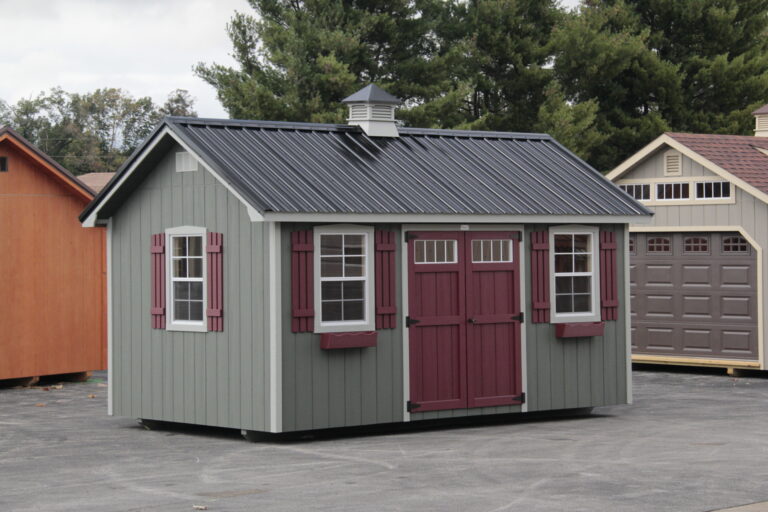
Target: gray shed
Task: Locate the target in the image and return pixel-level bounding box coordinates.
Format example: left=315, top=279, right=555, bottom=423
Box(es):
left=81, top=85, right=650, bottom=435
left=608, top=106, right=768, bottom=373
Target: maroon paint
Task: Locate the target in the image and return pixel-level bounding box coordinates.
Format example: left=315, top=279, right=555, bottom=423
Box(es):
left=375, top=230, right=397, bottom=329
left=407, top=231, right=522, bottom=412
left=555, top=322, right=605, bottom=338
left=206, top=232, right=224, bottom=332
left=530, top=231, right=550, bottom=323
left=320, top=331, right=378, bottom=349
left=150, top=233, right=166, bottom=329
left=407, top=231, right=467, bottom=412
left=600, top=231, right=618, bottom=321
left=291, top=230, right=314, bottom=332
left=465, top=231, right=523, bottom=408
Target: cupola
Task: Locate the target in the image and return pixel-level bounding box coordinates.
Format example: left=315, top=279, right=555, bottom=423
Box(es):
left=752, top=104, right=768, bottom=137
left=341, top=84, right=402, bottom=138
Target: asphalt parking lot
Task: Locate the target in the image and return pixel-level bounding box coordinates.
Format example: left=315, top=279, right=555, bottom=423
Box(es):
left=2, top=368, right=768, bottom=512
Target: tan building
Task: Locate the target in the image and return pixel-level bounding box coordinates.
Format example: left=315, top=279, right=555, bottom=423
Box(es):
left=607, top=106, right=768, bottom=372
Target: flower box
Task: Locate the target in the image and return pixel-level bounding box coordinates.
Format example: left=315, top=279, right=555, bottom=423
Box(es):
left=555, top=322, right=605, bottom=339
left=320, top=331, right=378, bottom=349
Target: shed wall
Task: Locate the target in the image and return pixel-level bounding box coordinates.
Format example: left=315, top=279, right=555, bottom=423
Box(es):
left=0, top=141, right=105, bottom=380
left=110, top=143, right=271, bottom=430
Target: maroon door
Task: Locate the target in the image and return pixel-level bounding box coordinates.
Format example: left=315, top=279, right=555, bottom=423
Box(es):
left=408, top=231, right=522, bottom=413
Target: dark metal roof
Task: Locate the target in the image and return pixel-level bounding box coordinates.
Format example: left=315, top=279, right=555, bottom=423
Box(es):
left=153, top=117, right=650, bottom=217
left=341, top=84, right=402, bottom=105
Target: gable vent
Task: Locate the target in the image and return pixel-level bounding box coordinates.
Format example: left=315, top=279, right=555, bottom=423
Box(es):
left=371, top=105, right=395, bottom=121
left=756, top=114, right=768, bottom=136
left=664, top=151, right=682, bottom=176
left=175, top=151, right=198, bottom=173
left=349, top=104, right=368, bottom=121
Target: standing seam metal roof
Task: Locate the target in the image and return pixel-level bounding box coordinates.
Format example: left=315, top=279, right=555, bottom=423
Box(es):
left=162, top=117, right=649, bottom=217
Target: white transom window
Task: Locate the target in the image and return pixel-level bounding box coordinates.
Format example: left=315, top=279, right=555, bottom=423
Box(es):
left=314, top=225, right=375, bottom=333
left=166, top=226, right=207, bottom=332
left=549, top=226, right=600, bottom=323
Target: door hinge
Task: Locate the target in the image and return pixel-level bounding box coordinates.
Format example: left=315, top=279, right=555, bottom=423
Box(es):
left=407, top=400, right=421, bottom=412
left=511, top=312, right=524, bottom=323
left=514, top=392, right=526, bottom=404
left=406, top=316, right=420, bottom=327
left=405, top=232, right=418, bottom=242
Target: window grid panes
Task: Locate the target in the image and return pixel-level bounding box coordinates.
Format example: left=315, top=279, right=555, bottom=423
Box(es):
left=471, top=239, right=513, bottom=263
left=619, top=184, right=650, bottom=201
left=414, top=239, right=457, bottom=264
left=647, top=237, right=671, bottom=253
left=695, top=181, right=731, bottom=199
left=320, top=233, right=367, bottom=322
left=553, top=233, right=593, bottom=314
left=723, top=236, right=749, bottom=253
left=683, top=236, right=709, bottom=253
left=170, top=235, right=204, bottom=322
left=656, top=182, right=690, bottom=200
left=629, top=236, right=636, bottom=254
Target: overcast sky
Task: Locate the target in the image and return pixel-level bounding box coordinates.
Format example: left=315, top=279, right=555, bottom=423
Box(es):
left=1, top=0, right=580, bottom=119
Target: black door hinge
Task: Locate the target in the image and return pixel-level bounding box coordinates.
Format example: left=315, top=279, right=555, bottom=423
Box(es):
left=405, top=232, right=418, bottom=242
left=406, top=316, right=420, bottom=327
left=511, top=312, right=524, bottom=323
left=407, top=401, right=421, bottom=412
left=514, top=392, right=526, bottom=404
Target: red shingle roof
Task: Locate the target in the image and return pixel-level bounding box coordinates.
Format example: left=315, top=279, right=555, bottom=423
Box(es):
left=78, top=172, right=115, bottom=194
left=666, top=132, right=768, bottom=195
left=752, top=104, right=768, bottom=115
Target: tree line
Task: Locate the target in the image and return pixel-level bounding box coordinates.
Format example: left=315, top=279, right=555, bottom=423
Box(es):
left=0, top=89, right=196, bottom=175
left=195, top=0, right=768, bottom=172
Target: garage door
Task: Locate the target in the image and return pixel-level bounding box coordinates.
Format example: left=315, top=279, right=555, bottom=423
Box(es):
left=630, top=232, right=758, bottom=360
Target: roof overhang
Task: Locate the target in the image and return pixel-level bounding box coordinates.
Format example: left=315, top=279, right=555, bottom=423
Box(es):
left=606, top=133, right=768, bottom=205
left=262, top=212, right=653, bottom=225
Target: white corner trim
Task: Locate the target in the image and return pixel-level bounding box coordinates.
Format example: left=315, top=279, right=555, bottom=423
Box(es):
left=623, top=224, right=632, bottom=404
left=106, top=218, right=114, bottom=416
left=268, top=221, right=283, bottom=432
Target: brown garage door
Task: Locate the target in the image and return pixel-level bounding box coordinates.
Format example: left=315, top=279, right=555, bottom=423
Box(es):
left=630, top=232, right=758, bottom=360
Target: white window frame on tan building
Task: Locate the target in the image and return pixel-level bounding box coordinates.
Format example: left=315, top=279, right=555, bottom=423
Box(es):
left=549, top=225, right=601, bottom=324
left=165, top=225, right=208, bottom=333
left=313, top=224, right=375, bottom=333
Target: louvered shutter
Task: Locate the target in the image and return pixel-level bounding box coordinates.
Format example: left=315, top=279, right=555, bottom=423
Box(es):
left=150, top=234, right=166, bottom=329
left=291, top=230, right=314, bottom=332
left=206, top=232, right=224, bottom=331
left=530, top=231, right=550, bottom=323
left=600, top=231, right=619, bottom=321
left=375, top=230, right=397, bottom=329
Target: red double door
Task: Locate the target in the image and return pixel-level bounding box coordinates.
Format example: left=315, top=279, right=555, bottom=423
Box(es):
left=407, top=231, right=523, bottom=413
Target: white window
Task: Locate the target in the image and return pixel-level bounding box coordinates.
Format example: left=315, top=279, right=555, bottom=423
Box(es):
left=471, top=239, right=513, bottom=263
left=619, top=184, right=650, bottom=201
left=166, top=226, right=207, bottom=332
left=414, top=239, right=457, bottom=264
left=656, top=182, right=690, bottom=200
left=549, top=226, right=600, bottom=323
left=695, top=181, right=731, bottom=200
left=314, top=225, right=375, bottom=333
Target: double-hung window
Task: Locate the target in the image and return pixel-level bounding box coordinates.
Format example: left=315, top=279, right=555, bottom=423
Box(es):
left=314, top=225, right=375, bottom=333
left=167, top=226, right=207, bottom=332
left=550, top=226, right=600, bottom=323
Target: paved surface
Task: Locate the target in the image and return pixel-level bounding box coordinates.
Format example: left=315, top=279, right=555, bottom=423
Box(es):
left=2, top=368, right=768, bottom=512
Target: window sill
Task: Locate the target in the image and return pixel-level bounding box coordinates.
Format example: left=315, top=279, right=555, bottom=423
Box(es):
left=166, top=322, right=208, bottom=333
left=320, top=331, right=378, bottom=349
left=555, top=322, right=605, bottom=339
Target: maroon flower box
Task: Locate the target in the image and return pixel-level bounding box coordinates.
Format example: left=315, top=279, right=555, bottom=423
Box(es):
left=555, top=322, right=605, bottom=339
left=320, top=331, right=378, bottom=349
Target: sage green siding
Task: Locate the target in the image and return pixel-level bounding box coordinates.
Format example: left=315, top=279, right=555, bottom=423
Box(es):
left=111, top=143, right=272, bottom=430
left=280, top=224, right=404, bottom=432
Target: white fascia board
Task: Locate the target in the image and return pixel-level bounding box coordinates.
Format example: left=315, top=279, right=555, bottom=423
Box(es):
left=81, top=126, right=264, bottom=227
left=263, top=212, right=652, bottom=225
left=606, top=134, right=669, bottom=181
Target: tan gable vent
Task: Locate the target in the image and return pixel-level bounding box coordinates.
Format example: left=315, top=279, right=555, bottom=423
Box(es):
left=664, top=150, right=682, bottom=176
left=341, top=84, right=402, bottom=137
left=753, top=104, right=768, bottom=137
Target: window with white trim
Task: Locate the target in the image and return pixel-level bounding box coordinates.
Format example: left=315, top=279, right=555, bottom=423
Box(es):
left=471, top=239, right=513, bottom=263
left=167, top=227, right=207, bottom=332
left=550, top=227, right=600, bottom=323
left=414, top=239, right=457, bottom=263
left=619, top=184, right=650, bottom=201
left=656, top=182, right=690, bottom=200
left=314, top=225, right=375, bottom=333
left=695, top=181, right=731, bottom=200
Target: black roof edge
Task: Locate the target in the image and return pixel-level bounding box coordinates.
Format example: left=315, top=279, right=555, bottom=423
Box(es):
left=0, top=125, right=96, bottom=197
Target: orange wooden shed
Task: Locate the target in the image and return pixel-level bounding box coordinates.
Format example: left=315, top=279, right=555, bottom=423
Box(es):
left=0, top=127, right=106, bottom=382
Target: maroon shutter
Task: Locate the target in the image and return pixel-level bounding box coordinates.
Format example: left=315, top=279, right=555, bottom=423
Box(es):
left=150, top=234, right=166, bottom=329
left=206, top=232, right=224, bottom=332
left=530, top=231, right=550, bottom=323
left=600, top=231, right=619, bottom=321
left=375, top=230, right=397, bottom=329
left=291, top=230, right=314, bottom=332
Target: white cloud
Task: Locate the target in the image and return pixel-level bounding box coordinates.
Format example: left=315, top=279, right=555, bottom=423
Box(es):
left=0, top=0, right=248, bottom=117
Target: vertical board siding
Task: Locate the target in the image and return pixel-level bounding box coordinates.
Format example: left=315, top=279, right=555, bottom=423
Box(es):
left=111, top=143, right=269, bottom=431
left=281, top=223, right=404, bottom=432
